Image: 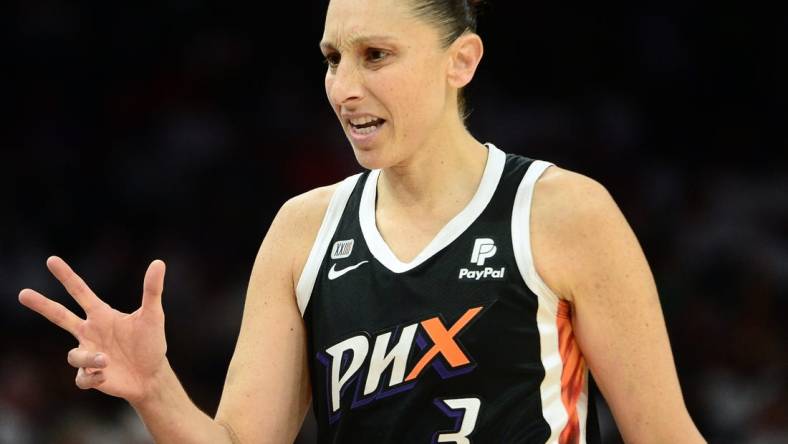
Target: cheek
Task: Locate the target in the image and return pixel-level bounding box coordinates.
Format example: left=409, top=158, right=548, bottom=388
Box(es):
left=376, top=72, right=417, bottom=128
left=364, top=55, right=445, bottom=131
left=397, top=59, right=446, bottom=121
left=420, top=56, right=446, bottom=98
left=324, top=74, right=334, bottom=103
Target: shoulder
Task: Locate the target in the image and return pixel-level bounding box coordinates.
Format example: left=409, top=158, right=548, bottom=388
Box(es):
left=531, top=165, right=616, bottom=222
left=269, top=181, right=343, bottom=254
left=276, top=182, right=343, bottom=231
left=264, top=180, right=349, bottom=288
left=530, top=165, right=632, bottom=302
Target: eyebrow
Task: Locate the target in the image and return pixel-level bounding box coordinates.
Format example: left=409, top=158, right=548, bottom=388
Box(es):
left=319, top=34, right=398, bottom=52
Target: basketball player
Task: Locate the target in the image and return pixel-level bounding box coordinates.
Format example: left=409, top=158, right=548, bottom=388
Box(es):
left=18, top=0, right=706, bottom=442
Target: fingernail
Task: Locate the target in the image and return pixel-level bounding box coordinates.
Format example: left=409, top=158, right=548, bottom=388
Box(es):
left=95, top=354, right=106, bottom=367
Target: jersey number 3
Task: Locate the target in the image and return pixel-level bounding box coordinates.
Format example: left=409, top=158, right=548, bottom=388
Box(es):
left=434, top=397, right=481, bottom=444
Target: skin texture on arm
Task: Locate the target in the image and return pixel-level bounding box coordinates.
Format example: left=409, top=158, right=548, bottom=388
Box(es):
left=531, top=167, right=705, bottom=443
left=214, top=183, right=339, bottom=443
left=18, top=259, right=234, bottom=443
left=18, top=183, right=337, bottom=444
left=129, top=358, right=233, bottom=444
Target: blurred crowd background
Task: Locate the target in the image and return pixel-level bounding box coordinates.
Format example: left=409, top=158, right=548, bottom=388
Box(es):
left=3, top=2, right=786, bottom=443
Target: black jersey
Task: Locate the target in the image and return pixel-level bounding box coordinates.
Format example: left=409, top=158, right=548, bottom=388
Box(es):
left=297, top=145, right=600, bottom=443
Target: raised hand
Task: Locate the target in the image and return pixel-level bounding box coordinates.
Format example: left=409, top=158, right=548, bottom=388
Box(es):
left=19, top=256, right=168, bottom=404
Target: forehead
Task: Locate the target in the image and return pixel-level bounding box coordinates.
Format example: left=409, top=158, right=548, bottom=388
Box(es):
left=321, top=0, right=418, bottom=50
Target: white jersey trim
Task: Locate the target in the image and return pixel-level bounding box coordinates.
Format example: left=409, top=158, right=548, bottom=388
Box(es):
left=296, top=174, right=362, bottom=316
left=578, top=368, right=590, bottom=443
left=512, top=160, right=580, bottom=443
left=359, top=144, right=507, bottom=274
left=512, top=160, right=560, bottom=310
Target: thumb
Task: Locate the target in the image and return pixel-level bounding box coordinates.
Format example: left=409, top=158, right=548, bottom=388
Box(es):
left=141, top=259, right=166, bottom=311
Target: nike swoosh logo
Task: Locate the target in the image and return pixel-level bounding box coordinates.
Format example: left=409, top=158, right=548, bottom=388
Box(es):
left=328, top=261, right=369, bottom=280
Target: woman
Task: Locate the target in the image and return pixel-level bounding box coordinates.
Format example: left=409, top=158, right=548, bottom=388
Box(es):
left=18, top=0, right=706, bottom=442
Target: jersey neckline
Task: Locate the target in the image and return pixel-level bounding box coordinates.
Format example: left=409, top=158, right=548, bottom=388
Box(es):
left=359, top=143, right=506, bottom=274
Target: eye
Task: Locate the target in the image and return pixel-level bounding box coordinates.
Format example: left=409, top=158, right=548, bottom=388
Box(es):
left=366, top=48, right=388, bottom=63
left=323, top=52, right=341, bottom=69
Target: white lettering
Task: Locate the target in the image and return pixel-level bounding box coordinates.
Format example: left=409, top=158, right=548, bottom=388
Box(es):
left=325, top=335, right=369, bottom=412
left=458, top=267, right=506, bottom=280
left=471, top=238, right=497, bottom=266
left=436, top=398, right=482, bottom=443
left=363, top=324, right=418, bottom=395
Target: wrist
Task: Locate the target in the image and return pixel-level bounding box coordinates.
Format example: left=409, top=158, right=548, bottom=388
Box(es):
left=129, top=356, right=177, bottom=411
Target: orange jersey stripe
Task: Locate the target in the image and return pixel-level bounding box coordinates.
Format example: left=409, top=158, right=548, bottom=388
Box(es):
left=557, top=300, right=584, bottom=444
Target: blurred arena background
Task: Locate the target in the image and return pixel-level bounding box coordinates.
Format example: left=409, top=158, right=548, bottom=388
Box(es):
left=3, top=2, right=786, bottom=443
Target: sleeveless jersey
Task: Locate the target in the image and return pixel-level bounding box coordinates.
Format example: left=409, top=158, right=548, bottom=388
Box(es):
left=296, top=144, right=600, bottom=443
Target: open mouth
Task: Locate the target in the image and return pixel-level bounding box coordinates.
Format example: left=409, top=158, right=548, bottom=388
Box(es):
left=349, top=117, right=386, bottom=135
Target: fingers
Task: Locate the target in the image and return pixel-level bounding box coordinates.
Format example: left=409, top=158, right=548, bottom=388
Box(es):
left=142, top=259, right=166, bottom=311
left=46, top=256, right=104, bottom=313
left=67, top=348, right=108, bottom=369
left=75, top=367, right=107, bottom=390
left=19, top=288, right=83, bottom=337
left=69, top=349, right=108, bottom=390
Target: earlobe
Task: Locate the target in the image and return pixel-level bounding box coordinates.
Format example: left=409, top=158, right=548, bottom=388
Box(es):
left=447, top=33, right=484, bottom=89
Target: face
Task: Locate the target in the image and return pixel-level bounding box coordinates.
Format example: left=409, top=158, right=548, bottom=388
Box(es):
left=321, top=0, right=452, bottom=170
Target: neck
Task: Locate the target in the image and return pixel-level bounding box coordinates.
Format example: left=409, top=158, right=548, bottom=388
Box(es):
left=377, top=120, right=488, bottom=213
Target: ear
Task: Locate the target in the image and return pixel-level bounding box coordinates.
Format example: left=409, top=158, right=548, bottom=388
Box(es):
left=446, top=32, right=484, bottom=89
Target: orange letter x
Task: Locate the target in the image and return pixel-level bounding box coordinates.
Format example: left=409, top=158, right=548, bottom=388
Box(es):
left=405, top=306, right=483, bottom=381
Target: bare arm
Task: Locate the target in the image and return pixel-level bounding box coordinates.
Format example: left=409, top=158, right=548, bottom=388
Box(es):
left=131, top=186, right=332, bottom=443
left=129, top=358, right=233, bottom=443
left=214, top=185, right=337, bottom=442
left=19, top=258, right=234, bottom=444
left=19, top=184, right=337, bottom=444
left=531, top=167, right=705, bottom=443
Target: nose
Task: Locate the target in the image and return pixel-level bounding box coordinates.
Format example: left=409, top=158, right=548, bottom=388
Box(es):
left=327, top=59, right=364, bottom=107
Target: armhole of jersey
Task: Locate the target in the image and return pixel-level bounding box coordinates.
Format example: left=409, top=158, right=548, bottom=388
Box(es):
left=296, top=173, right=361, bottom=316
left=511, top=160, right=561, bottom=314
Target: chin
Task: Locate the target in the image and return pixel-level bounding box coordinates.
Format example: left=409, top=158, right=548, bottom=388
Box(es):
left=351, top=147, right=384, bottom=170
left=350, top=144, right=393, bottom=171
